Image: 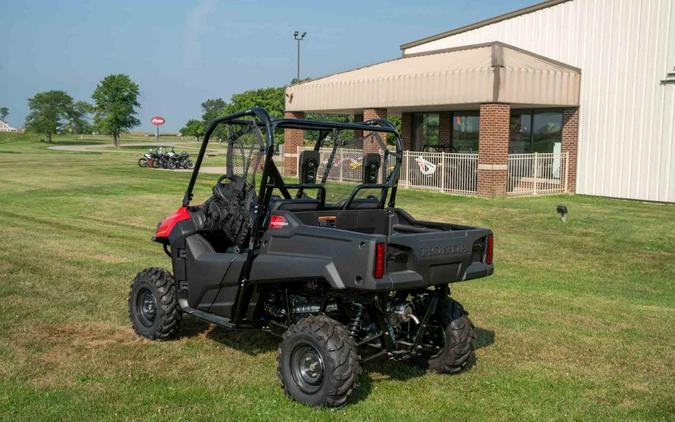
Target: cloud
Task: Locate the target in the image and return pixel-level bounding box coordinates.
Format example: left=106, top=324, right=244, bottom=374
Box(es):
left=183, top=0, right=217, bottom=68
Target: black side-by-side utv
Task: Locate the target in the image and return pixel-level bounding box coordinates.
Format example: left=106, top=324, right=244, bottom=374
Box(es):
left=128, top=107, right=494, bottom=407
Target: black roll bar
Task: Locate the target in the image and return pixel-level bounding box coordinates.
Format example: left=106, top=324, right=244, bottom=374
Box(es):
left=182, top=107, right=273, bottom=206
left=179, top=107, right=404, bottom=325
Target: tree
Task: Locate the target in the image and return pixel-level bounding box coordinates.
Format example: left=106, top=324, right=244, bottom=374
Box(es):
left=180, top=119, right=205, bottom=142
left=201, top=98, right=226, bottom=126
left=24, top=91, right=75, bottom=143
left=65, top=101, right=94, bottom=134
left=200, top=88, right=286, bottom=127
left=198, top=89, right=285, bottom=141
left=224, top=87, right=285, bottom=118
left=92, top=74, right=140, bottom=147
left=0, top=107, right=8, bottom=122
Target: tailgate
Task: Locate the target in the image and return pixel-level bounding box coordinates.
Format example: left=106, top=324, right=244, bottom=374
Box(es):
left=386, top=226, right=493, bottom=287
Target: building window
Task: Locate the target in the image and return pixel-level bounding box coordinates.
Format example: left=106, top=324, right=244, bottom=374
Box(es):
left=451, top=112, right=480, bottom=153
left=412, top=113, right=439, bottom=151
left=509, top=109, right=562, bottom=153
left=509, top=111, right=532, bottom=153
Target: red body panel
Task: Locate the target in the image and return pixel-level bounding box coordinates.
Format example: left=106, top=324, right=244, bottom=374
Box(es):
left=155, top=207, right=190, bottom=239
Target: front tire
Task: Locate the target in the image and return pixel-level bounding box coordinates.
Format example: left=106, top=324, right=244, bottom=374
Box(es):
left=128, top=268, right=182, bottom=340
left=138, top=158, right=148, bottom=167
left=415, top=298, right=475, bottom=374
left=277, top=315, right=360, bottom=408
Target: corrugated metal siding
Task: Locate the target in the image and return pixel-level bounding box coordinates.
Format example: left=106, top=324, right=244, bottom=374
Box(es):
left=287, top=43, right=580, bottom=112
left=287, top=68, right=495, bottom=111
left=405, top=0, right=675, bottom=202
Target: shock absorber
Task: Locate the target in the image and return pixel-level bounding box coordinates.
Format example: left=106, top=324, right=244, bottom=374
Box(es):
left=348, top=304, right=364, bottom=338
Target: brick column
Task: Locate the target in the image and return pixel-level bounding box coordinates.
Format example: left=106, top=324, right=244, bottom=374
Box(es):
left=400, top=112, right=413, bottom=150
left=439, top=111, right=451, bottom=147
left=363, top=108, right=387, bottom=154
left=561, top=108, right=579, bottom=193
left=283, top=111, right=304, bottom=175
left=353, top=113, right=364, bottom=148
left=477, top=103, right=510, bottom=198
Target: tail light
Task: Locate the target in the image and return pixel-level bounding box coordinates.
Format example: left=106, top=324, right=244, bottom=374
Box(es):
left=486, top=234, right=494, bottom=265
left=268, top=215, right=289, bottom=229
left=374, top=242, right=385, bottom=279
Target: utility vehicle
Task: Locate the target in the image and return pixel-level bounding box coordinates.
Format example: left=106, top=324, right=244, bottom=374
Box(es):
left=128, top=107, right=494, bottom=407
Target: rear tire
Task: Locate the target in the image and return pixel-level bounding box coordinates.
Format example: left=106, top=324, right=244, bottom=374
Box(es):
left=415, top=298, right=475, bottom=374
left=128, top=268, right=182, bottom=340
left=277, top=315, right=360, bottom=408
left=138, top=158, right=148, bottom=167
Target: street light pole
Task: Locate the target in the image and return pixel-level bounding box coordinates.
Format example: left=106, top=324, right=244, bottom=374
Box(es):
left=293, top=31, right=307, bottom=82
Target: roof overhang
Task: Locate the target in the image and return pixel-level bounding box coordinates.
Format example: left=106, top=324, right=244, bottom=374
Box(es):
left=285, top=42, right=580, bottom=114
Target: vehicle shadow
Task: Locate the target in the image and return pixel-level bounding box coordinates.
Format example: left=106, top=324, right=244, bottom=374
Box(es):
left=475, top=326, right=495, bottom=350
left=180, top=317, right=495, bottom=404
left=352, top=325, right=496, bottom=404
left=179, top=316, right=278, bottom=355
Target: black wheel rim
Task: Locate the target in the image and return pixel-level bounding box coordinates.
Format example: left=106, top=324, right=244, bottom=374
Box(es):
left=427, top=321, right=447, bottom=358
left=136, top=288, right=158, bottom=327
left=290, top=343, right=324, bottom=394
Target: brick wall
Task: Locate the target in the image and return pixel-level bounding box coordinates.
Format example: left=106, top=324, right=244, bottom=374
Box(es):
left=477, top=103, right=510, bottom=197
left=439, top=111, right=451, bottom=147
left=353, top=113, right=364, bottom=148
left=561, top=108, right=579, bottom=193
left=283, top=111, right=304, bottom=175
left=363, top=108, right=387, bottom=154
left=400, top=112, right=413, bottom=150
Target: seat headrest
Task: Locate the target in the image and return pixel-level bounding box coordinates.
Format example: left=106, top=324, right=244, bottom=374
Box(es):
left=272, top=198, right=321, bottom=212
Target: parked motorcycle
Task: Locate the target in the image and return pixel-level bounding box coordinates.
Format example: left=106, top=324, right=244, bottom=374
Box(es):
left=138, top=148, right=192, bottom=170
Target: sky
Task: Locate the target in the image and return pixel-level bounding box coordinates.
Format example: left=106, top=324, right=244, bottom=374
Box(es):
left=0, top=0, right=540, bottom=132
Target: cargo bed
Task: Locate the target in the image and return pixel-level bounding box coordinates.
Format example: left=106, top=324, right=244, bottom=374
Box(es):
left=249, top=208, right=493, bottom=291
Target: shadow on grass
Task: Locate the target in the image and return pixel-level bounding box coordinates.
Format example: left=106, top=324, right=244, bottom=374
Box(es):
left=180, top=316, right=495, bottom=404
left=475, top=326, right=495, bottom=350
left=180, top=316, right=277, bottom=355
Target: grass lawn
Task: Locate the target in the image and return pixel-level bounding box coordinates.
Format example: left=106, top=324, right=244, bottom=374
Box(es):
left=0, top=133, right=673, bottom=421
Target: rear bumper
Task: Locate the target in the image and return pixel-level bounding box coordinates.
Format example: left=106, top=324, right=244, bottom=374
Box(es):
left=382, top=262, right=493, bottom=291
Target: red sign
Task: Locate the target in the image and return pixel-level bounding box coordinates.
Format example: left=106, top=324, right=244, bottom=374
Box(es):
left=151, top=116, right=165, bottom=126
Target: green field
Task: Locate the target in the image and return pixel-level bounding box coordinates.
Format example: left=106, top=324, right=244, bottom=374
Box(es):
left=0, top=133, right=673, bottom=421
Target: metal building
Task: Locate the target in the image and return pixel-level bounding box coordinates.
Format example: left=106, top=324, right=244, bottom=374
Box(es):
left=285, top=0, right=675, bottom=202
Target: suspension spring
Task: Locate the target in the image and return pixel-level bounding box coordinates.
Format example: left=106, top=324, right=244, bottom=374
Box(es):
left=348, top=304, right=364, bottom=338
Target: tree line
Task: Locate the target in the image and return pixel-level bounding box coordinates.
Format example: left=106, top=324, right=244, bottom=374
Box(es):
left=19, top=74, right=140, bottom=146
left=179, top=84, right=401, bottom=144
left=179, top=86, right=285, bottom=142
left=12, top=76, right=401, bottom=147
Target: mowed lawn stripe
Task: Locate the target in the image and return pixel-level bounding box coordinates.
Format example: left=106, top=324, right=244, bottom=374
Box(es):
left=0, top=133, right=673, bottom=421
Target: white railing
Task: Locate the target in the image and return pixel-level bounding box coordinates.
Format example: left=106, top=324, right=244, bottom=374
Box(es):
left=298, top=147, right=479, bottom=195
left=507, top=152, right=569, bottom=196
left=400, top=151, right=478, bottom=195
left=297, top=147, right=386, bottom=183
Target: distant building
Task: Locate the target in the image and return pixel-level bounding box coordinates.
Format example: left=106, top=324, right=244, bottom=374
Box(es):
left=285, top=0, right=675, bottom=202
left=0, top=121, right=17, bottom=132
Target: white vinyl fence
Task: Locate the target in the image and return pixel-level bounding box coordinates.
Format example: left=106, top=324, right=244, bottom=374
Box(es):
left=298, top=147, right=479, bottom=196
left=294, top=149, right=569, bottom=197
left=400, top=151, right=478, bottom=195
left=507, top=152, right=569, bottom=196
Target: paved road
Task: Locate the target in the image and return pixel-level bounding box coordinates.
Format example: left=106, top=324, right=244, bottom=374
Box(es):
left=47, top=142, right=189, bottom=153
left=48, top=143, right=282, bottom=175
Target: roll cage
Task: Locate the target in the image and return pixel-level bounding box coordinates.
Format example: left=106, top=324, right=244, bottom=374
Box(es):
left=182, top=106, right=403, bottom=236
